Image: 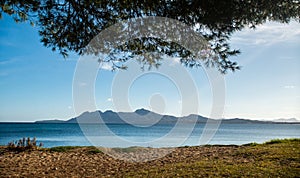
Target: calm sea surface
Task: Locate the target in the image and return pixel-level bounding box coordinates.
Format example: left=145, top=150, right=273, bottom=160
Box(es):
left=0, top=123, right=299, bottom=148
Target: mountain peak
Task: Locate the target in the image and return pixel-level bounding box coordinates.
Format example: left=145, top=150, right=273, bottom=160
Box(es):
left=104, top=110, right=114, bottom=113
left=135, top=108, right=151, bottom=115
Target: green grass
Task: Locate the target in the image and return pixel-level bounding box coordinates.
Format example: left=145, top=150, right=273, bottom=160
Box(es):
left=123, top=138, right=300, bottom=177
left=49, top=146, right=82, bottom=152
left=264, top=138, right=300, bottom=144
left=86, top=147, right=102, bottom=154
left=112, top=146, right=143, bottom=153
left=48, top=146, right=102, bottom=154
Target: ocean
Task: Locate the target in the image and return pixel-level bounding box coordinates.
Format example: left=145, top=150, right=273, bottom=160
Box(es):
left=0, top=123, right=299, bottom=148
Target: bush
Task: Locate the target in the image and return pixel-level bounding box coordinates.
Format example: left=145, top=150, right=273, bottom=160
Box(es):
left=243, top=142, right=258, bottom=146
left=264, top=138, right=300, bottom=145
left=7, top=137, right=43, bottom=151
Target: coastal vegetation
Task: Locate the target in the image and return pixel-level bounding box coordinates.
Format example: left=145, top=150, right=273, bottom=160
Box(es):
left=49, top=146, right=102, bottom=154
left=7, top=137, right=43, bottom=152
left=1, top=138, right=299, bottom=177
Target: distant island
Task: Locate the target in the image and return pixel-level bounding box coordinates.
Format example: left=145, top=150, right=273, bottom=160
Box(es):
left=35, top=108, right=300, bottom=124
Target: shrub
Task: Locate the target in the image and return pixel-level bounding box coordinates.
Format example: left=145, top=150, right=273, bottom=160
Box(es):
left=264, top=138, right=300, bottom=145
left=243, top=142, right=258, bottom=146
left=87, top=146, right=102, bottom=154
left=7, top=137, right=43, bottom=151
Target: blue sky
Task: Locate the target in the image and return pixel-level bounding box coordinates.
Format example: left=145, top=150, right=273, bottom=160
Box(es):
left=0, top=14, right=299, bottom=122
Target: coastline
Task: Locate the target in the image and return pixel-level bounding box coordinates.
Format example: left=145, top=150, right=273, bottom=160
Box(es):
left=1, top=138, right=299, bottom=177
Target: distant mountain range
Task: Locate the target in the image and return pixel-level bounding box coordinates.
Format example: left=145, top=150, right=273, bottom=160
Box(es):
left=35, top=108, right=300, bottom=124
left=273, top=118, right=299, bottom=123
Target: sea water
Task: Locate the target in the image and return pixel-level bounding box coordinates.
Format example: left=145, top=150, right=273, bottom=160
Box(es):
left=0, top=123, right=299, bottom=148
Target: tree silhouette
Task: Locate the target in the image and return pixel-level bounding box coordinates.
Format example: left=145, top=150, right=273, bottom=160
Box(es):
left=1, top=0, right=299, bottom=73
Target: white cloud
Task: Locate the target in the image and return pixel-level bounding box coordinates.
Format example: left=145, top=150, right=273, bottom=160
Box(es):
left=225, top=104, right=232, bottom=108
left=100, top=62, right=113, bottom=70
left=232, top=21, right=300, bottom=46
left=171, top=57, right=181, bottom=64
left=284, top=85, right=296, bottom=89
left=165, top=55, right=181, bottom=66
left=78, top=82, right=87, bottom=87
left=0, top=58, right=18, bottom=65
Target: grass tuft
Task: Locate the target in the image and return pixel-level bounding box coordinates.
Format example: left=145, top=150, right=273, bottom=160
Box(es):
left=49, top=146, right=102, bottom=154
left=264, top=138, right=300, bottom=145
left=49, top=146, right=81, bottom=152
left=86, top=146, right=102, bottom=154
left=7, top=137, right=43, bottom=152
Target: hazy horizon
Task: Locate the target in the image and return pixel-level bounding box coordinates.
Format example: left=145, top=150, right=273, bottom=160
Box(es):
left=1, top=108, right=299, bottom=123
